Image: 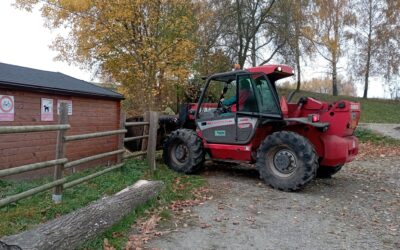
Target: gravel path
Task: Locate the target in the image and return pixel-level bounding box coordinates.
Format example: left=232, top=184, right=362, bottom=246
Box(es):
left=148, top=157, right=400, bottom=250
left=359, top=123, right=400, bottom=140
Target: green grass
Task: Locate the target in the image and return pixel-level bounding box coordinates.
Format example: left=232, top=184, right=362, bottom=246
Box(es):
left=81, top=163, right=206, bottom=249
left=278, top=88, right=400, bottom=123
left=0, top=160, right=147, bottom=237
left=0, top=159, right=206, bottom=249
left=355, top=128, right=400, bottom=145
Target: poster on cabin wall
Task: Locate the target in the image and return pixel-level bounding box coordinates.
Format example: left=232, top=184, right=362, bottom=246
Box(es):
left=57, top=100, right=73, bottom=115
left=0, top=95, right=14, bottom=121
left=41, top=98, right=54, bottom=121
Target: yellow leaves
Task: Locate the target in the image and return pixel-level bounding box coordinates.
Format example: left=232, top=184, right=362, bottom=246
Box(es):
left=21, top=0, right=197, bottom=113
left=58, top=0, right=92, bottom=12
left=13, top=0, right=39, bottom=12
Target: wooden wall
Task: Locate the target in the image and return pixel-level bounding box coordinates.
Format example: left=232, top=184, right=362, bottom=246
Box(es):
left=0, top=88, right=121, bottom=179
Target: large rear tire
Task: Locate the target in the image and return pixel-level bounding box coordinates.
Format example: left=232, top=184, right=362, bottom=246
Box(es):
left=317, top=165, right=343, bottom=178
left=163, top=129, right=205, bottom=174
left=256, top=131, right=318, bottom=191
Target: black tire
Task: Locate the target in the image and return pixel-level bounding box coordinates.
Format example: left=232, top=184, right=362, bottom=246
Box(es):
left=316, top=165, right=343, bottom=178
left=163, top=129, right=205, bottom=174
left=256, top=131, right=318, bottom=191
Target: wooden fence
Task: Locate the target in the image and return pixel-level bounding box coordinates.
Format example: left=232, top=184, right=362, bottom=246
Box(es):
left=0, top=104, right=159, bottom=207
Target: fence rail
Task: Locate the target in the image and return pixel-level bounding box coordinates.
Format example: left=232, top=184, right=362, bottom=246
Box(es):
left=64, top=149, right=125, bottom=169
left=0, top=124, right=70, bottom=134
left=125, top=121, right=149, bottom=127
left=64, top=129, right=127, bottom=142
left=124, top=135, right=149, bottom=142
left=0, top=158, right=68, bottom=178
left=0, top=103, right=159, bottom=208
left=0, top=178, right=68, bottom=207
left=63, top=163, right=125, bottom=189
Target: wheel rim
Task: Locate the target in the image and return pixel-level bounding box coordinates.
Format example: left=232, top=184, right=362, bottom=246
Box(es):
left=170, top=141, right=189, bottom=166
left=269, top=147, right=298, bottom=178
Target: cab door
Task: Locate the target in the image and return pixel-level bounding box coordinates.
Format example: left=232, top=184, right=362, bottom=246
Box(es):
left=196, top=74, right=260, bottom=145
left=235, top=74, right=259, bottom=144
left=196, top=78, right=237, bottom=144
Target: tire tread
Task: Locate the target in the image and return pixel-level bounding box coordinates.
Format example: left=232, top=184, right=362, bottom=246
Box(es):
left=256, top=131, right=318, bottom=191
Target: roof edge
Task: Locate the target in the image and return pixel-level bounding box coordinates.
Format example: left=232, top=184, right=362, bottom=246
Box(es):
left=0, top=81, right=125, bottom=100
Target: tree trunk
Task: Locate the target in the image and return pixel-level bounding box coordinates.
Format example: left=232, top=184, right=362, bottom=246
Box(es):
left=0, top=180, right=164, bottom=250
left=332, top=3, right=339, bottom=97
left=236, top=0, right=245, bottom=67
left=332, top=60, right=338, bottom=96
left=363, top=0, right=373, bottom=99
left=363, top=52, right=371, bottom=99
left=251, top=13, right=256, bottom=67
left=296, top=60, right=301, bottom=91
left=251, top=35, right=256, bottom=67
left=295, top=37, right=301, bottom=91
left=294, top=2, right=301, bottom=92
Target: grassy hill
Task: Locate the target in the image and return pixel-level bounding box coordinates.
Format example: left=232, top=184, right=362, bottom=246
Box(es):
left=277, top=89, right=400, bottom=124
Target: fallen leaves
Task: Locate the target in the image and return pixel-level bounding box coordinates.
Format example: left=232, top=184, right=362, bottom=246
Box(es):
left=123, top=187, right=212, bottom=249
left=357, top=142, right=400, bottom=160
left=112, top=231, right=123, bottom=238
left=200, top=223, right=211, bottom=229
left=103, top=238, right=116, bottom=250
left=141, top=215, right=161, bottom=235
left=217, top=202, right=236, bottom=210
left=245, top=217, right=256, bottom=223
left=170, top=200, right=196, bottom=212
left=214, top=217, right=222, bottom=222
left=170, top=187, right=212, bottom=212
left=125, top=215, right=161, bottom=250
left=172, top=177, right=187, bottom=192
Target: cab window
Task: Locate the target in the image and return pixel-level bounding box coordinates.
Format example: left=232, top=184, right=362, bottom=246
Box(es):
left=254, top=76, right=280, bottom=114
left=237, top=75, right=258, bottom=112
left=198, top=80, right=236, bottom=118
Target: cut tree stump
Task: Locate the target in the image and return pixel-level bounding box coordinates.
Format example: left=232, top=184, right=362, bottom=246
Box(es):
left=0, top=180, right=164, bottom=250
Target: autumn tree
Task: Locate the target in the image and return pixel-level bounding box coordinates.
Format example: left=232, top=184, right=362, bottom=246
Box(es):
left=379, top=0, right=400, bottom=100
left=15, top=0, right=197, bottom=114
left=220, top=0, right=279, bottom=67
left=192, top=0, right=232, bottom=76
left=350, top=0, right=400, bottom=100
left=350, top=0, right=389, bottom=99
left=311, top=0, right=355, bottom=96
left=273, top=0, right=315, bottom=98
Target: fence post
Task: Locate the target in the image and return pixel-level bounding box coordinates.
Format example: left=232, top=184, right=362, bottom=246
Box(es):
left=141, top=111, right=150, bottom=160
left=118, top=110, right=126, bottom=164
left=147, top=111, right=159, bottom=172
left=53, top=103, right=68, bottom=203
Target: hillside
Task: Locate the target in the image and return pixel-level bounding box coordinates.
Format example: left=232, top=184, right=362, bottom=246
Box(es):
left=277, top=89, right=400, bottom=124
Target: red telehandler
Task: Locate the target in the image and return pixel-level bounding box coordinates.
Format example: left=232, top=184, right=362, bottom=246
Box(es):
left=163, top=65, right=361, bottom=191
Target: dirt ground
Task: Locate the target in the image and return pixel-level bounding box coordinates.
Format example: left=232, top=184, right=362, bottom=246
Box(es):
left=146, top=155, right=400, bottom=250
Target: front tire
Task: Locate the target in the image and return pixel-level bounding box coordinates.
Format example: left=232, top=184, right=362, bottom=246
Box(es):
left=163, top=129, right=205, bottom=174
left=256, top=131, right=318, bottom=191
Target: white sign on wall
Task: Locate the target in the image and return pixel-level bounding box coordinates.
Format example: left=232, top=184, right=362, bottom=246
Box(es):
left=0, top=95, right=15, bottom=121
left=57, top=100, right=73, bottom=115
left=41, top=98, right=54, bottom=121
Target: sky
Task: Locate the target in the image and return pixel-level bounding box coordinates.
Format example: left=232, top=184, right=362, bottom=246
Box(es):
left=0, top=0, right=387, bottom=98
left=0, top=0, right=93, bottom=82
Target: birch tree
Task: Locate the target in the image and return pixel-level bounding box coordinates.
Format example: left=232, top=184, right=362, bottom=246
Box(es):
left=312, top=0, right=355, bottom=96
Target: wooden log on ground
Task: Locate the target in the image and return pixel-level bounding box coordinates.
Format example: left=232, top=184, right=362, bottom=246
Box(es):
left=0, top=180, right=164, bottom=250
